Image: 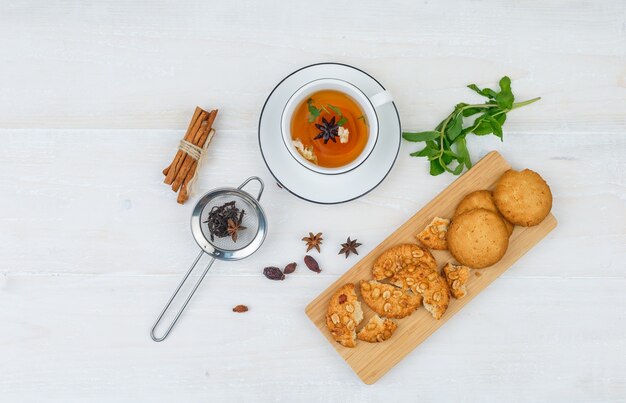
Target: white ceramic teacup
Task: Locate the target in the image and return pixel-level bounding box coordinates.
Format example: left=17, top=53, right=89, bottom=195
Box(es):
left=281, top=78, right=393, bottom=175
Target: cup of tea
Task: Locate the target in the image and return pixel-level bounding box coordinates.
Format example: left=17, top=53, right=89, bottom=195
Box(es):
left=281, top=78, right=393, bottom=175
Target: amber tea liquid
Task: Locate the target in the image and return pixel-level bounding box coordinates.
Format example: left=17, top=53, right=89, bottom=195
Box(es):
left=290, top=90, right=369, bottom=168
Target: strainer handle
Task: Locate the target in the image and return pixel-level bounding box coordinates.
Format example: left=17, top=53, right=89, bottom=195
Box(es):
left=150, top=250, right=215, bottom=342
left=238, top=176, right=264, bottom=201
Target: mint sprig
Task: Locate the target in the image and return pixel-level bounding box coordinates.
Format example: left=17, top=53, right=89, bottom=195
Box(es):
left=402, top=76, right=540, bottom=176
left=307, top=99, right=347, bottom=126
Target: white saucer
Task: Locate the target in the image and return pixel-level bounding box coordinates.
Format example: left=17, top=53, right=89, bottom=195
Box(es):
left=258, top=63, right=401, bottom=204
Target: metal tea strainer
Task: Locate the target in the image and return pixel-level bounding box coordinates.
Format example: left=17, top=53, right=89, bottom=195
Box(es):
left=150, top=176, right=267, bottom=342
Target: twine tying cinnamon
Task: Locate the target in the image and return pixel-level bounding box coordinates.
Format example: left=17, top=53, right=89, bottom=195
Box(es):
left=163, top=107, right=218, bottom=204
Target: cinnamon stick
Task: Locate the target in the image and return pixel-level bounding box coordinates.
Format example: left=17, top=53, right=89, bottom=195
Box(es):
left=163, top=107, right=203, bottom=177
left=171, top=109, right=218, bottom=192
left=170, top=120, right=209, bottom=192
left=177, top=128, right=216, bottom=204
left=162, top=106, right=218, bottom=204
left=164, top=110, right=208, bottom=184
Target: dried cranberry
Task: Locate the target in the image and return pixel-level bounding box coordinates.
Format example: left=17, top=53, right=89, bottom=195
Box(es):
left=263, top=266, right=285, bottom=281
left=284, top=262, right=297, bottom=274
left=338, top=294, right=347, bottom=304
left=304, top=255, right=321, bottom=273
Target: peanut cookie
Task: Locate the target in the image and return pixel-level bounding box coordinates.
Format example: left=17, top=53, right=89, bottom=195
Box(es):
left=416, top=217, right=450, bottom=250
left=372, top=244, right=437, bottom=281
left=493, top=169, right=553, bottom=226
left=454, top=190, right=514, bottom=235
left=357, top=314, right=397, bottom=343
left=403, top=267, right=450, bottom=320
left=389, top=262, right=429, bottom=290
left=442, top=262, right=470, bottom=299
left=447, top=209, right=509, bottom=269
left=325, top=283, right=364, bottom=348
left=360, top=280, right=422, bottom=319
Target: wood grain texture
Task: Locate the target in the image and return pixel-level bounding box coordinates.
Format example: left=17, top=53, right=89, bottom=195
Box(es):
left=0, top=0, right=625, bottom=401
left=306, top=152, right=557, bottom=384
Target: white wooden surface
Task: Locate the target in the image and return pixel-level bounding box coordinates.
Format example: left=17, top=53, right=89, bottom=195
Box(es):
left=1, top=0, right=625, bottom=401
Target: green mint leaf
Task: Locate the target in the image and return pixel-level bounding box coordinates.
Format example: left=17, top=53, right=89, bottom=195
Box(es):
left=307, top=98, right=321, bottom=120
left=452, top=163, right=465, bottom=175
left=472, top=114, right=493, bottom=135
left=496, top=76, right=514, bottom=109
left=337, top=117, right=347, bottom=126
left=485, top=114, right=503, bottom=140
left=327, top=104, right=342, bottom=116
left=490, top=110, right=507, bottom=125
left=402, top=131, right=440, bottom=142
left=404, top=76, right=538, bottom=176
left=462, top=107, right=484, bottom=117
left=446, top=113, right=463, bottom=141
left=456, top=137, right=472, bottom=169
left=467, top=84, right=497, bottom=99
left=410, top=145, right=438, bottom=158
left=430, top=159, right=445, bottom=176
left=443, top=149, right=459, bottom=158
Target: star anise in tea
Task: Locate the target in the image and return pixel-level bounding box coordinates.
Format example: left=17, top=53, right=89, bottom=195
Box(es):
left=314, top=116, right=339, bottom=144
left=227, top=217, right=247, bottom=242
left=302, top=232, right=323, bottom=253
left=338, top=237, right=362, bottom=258
left=204, top=201, right=246, bottom=242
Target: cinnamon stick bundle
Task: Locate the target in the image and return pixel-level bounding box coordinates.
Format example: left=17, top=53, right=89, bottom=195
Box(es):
left=163, top=107, right=218, bottom=204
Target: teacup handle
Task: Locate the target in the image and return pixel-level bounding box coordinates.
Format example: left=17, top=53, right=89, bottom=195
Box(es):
left=369, top=90, right=393, bottom=109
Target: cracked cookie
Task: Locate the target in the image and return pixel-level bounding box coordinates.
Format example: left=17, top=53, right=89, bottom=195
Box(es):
left=372, top=244, right=437, bottom=281
left=442, top=262, right=470, bottom=299
left=416, top=217, right=450, bottom=250
left=359, top=280, right=422, bottom=319
left=357, top=315, right=397, bottom=343
left=325, top=283, right=364, bottom=348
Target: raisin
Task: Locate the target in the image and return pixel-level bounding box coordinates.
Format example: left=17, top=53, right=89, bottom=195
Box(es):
left=304, top=255, right=321, bottom=273
left=338, top=294, right=347, bottom=304
left=232, top=304, right=248, bottom=313
left=284, top=262, right=297, bottom=274
left=263, top=266, right=285, bottom=281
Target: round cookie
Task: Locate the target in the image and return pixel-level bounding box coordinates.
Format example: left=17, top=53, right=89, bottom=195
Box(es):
left=493, top=169, right=552, bottom=226
left=455, top=190, right=514, bottom=235
left=447, top=209, right=509, bottom=269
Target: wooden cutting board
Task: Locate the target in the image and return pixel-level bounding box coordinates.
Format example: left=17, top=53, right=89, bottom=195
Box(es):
left=305, top=151, right=557, bottom=384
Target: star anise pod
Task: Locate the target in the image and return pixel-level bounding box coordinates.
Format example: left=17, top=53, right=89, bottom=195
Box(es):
left=302, top=232, right=323, bottom=253
left=314, top=116, right=339, bottom=144
left=227, top=217, right=247, bottom=242
left=338, top=237, right=362, bottom=258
